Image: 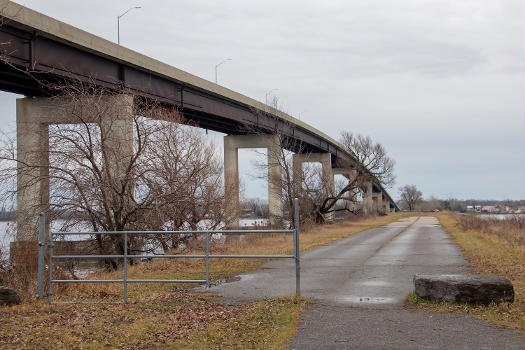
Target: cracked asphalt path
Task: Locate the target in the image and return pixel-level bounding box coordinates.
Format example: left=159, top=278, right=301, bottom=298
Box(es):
left=205, top=216, right=524, bottom=349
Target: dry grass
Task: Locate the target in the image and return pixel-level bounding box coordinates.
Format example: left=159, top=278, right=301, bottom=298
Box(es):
left=0, top=244, right=72, bottom=302
left=456, top=213, right=524, bottom=246
left=0, top=248, right=39, bottom=301
left=0, top=291, right=308, bottom=350
left=1, top=213, right=405, bottom=349
left=408, top=211, right=525, bottom=334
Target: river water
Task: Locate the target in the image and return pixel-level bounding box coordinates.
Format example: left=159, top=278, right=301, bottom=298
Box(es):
left=0, top=218, right=270, bottom=260
left=473, top=213, right=525, bottom=220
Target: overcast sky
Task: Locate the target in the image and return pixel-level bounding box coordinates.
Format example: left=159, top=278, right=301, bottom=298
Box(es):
left=1, top=0, right=523, bottom=200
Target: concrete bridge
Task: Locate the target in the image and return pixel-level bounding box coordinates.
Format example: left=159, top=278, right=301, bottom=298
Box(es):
left=0, top=1, right=398, bottom=239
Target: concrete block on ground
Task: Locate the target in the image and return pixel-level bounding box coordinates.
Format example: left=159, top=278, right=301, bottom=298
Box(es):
left=414, top=274, right=514, bottom=305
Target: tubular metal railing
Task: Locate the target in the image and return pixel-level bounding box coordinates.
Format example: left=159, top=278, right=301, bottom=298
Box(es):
left=37, top=198, right=300, bottom=304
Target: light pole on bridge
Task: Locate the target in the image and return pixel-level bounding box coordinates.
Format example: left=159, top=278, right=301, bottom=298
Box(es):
left=215, top=58, right=232, bottom=84
left=118, top=6, right=141, bottom=45
left=265, top=89, right=279, bottom=105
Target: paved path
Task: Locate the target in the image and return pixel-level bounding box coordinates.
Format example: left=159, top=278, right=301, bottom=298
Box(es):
left=205, top=217, right=524, bottom=349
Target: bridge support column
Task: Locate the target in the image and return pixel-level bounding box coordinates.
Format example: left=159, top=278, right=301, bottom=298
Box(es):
left=16, top=98, right=50, bottom=241
left=382, top=194, right=391, bottom=214
left=372, top=192, right=381, bottom=213
left=333, top=168, right=358, bottom=212
left=15, top=95, right=134, bottom=241
left=362, top=181, right=373, bottom=215
left=293, top=153, right=335, bottom=222
left=223, top=134, right=282, bottom=227
left=100, top=98, right=134, bottom=182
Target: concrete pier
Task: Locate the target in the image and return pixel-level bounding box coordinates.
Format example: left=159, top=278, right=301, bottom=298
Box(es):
left=293, top=152, right=335, bottom=221
left=372, top=192, right=381, bottom=213
left=16, top=99, right=50, bottom=241
left=15, top=95, right=134, bottom=241
left=382, top=194, right=391, bottom=213
left=223, top=134, right=283, bottom=227
left=362, top=181, right=373, bottom=215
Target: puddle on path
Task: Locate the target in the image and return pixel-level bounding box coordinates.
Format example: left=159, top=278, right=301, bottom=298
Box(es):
left=208, top=275, right=241, bottom=287
left=339, top=296, right=395, bottom=304
left=358, top=280, right=393, bottom=287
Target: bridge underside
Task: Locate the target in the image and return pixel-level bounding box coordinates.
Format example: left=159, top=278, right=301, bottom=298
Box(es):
left=0, top=26, right=338, bottom=158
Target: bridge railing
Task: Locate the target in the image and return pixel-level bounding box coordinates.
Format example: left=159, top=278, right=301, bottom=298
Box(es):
left=37, top=199, right=300, bottom=304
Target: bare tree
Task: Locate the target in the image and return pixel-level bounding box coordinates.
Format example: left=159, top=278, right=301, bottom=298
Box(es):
left=241, top=198, right=268, bottom=218
left=398, top=185, right=422, bottom=211
left=248, top=98, right=395, bottom=224
left=0, top=82, right=227, bottom=268
left=250, top=131, right=365, bottom=225
left=418, top=196, right=442, bottom=212
left=313, top=170, right=368, bottom=222
left=339, top=131, right=396, bottom=187
left=309, top=131, right=397, bottom=221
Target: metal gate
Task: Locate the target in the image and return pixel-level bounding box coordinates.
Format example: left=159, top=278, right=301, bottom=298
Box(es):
left=37, top=199, right=300, bottom=304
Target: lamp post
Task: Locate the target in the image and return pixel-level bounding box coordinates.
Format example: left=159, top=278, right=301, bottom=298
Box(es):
left=265, top=89, right=279, bottom=105
left=214, top=58, right=232, bottom=84
left=118, top=6, right=141, bottom=45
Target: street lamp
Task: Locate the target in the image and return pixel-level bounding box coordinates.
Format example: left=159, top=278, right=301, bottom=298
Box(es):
left=214, top=58, right=232, bottom=84
left=118, top=6, right=141, bottom=45
left=265, top=89, right=279, bottom=105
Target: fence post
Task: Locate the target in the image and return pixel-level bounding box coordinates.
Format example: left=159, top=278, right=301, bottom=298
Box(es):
left=37, top=213, right=45, bottom=299
left=205, top=232, right=210, bottom=288
left=294, top=198, right=300, bottom=296
left=47, top=230, right=54, bottom=304
left=123, top=232, right=128, bottom=303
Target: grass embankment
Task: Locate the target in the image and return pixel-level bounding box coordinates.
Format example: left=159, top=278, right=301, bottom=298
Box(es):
left=408, top=212, right=525, bottom=334
left=0, top=212, right=408, bottom=349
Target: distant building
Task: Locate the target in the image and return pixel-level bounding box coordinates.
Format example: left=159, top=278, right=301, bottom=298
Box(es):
left=496, top=205, right=511, bottom=213
left=481, top=205, right=499, bottom=213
